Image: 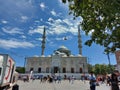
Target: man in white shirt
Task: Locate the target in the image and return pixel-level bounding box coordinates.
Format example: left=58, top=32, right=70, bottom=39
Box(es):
left=89, top=71, right=96, bottom=90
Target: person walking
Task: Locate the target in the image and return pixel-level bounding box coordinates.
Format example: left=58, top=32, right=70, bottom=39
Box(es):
left=110, top=73, right=119, bottom=90
left=89, top=71, right=96, bottom=90
left=71, top=75, right=75, bottom=84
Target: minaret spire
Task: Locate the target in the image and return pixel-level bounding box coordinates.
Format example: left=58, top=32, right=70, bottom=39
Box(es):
left=78, top=24, right=82, bottom=55
left=41, top=26, right=46, bottom=56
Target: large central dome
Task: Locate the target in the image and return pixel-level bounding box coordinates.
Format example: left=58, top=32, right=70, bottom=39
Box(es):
left=58, top=46, right=69, bottom=51
left=54, top=45, right=71, bottom=56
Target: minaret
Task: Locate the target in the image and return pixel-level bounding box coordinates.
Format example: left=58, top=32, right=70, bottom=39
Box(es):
left=41, top=26, right=46, bottom=56
left=78, top=24, right=82, bottom=55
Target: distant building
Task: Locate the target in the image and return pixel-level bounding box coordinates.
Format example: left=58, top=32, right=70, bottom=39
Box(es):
left=115, top=50, right=120, bottom=72
left=25, top=25, right=88, bottom=78
left=25, top=46, right=88, bottom=78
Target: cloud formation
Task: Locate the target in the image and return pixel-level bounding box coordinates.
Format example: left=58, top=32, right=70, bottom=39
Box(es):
left=1, top=20, right=8, bottom=24
left=2, top=27, right=23, bottom=35
left=28, top=17, right=80, bottom=36
left=39, top=2, right=46, bottom=10
left=0, top=39, right=34, bottom=49
left=0, top=0, right=35, bottom=22
left=50, top=10, right=57, bottom=16
left=0, top=0, right=82, bottom=50
left=28, top=25, right=45, bottom=35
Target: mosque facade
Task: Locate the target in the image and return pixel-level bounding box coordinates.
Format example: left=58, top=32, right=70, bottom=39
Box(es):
left=25, top=46, right=88, bottom=78
left=25, top=25, right=88, bottom=78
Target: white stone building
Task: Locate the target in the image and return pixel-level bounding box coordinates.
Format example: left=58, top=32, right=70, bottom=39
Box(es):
left=25, top=46, right=88, bottom=78
left=25, top=25, right=88, bottom=79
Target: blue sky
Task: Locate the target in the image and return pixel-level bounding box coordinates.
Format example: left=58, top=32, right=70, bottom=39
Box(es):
left=0, top=0, right=117, bottom=66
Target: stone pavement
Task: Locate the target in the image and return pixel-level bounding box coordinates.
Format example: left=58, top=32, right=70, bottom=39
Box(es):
left=11, top=80, right=111, bottom=90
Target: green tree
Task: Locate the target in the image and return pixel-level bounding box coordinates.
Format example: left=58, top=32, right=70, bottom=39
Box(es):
left=94, top=64, right=100, bottom=75
left=100, top=64, right=107, bottom=75
left=16, top=67, right=25, bottom=73
left=87, top=63, right=93, bottom=73
left=62, top=0, right=120, bottom=53
left=89, top=64, right=115, bottom=75
left=107, top=64, right=115, bottom=73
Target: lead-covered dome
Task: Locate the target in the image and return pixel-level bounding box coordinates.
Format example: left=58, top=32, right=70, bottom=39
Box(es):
left=58, top=46, right=69, bottom=51
left=54, top=45, right=71, bottom=56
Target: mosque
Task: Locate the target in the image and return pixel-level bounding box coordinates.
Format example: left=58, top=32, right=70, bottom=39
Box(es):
left=25, top=25, right=88, bottom=78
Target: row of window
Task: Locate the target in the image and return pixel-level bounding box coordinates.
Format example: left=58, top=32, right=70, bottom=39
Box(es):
left=29, top=67, right=84, bottom=73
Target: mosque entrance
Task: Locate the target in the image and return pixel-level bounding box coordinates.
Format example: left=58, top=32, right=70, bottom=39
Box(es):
left=54, top=67, right=59, bottom=73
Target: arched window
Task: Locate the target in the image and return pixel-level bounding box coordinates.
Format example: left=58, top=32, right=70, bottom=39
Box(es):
left=30, top=67, right=34, bottom=72
left=62, top=67, right=66, bottom=73
left=54, top=67, right=59, bottom=73
left=38, top=67, right=41, bottom=73
left=79, top=68, right=83, bottom=73
left=71, top=68, right=74, bottom=73
left=46, top=67, right=49, bottom=73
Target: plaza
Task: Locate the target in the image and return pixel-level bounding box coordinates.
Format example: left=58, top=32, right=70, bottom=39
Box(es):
left=13, top=80, right=111, bottom=90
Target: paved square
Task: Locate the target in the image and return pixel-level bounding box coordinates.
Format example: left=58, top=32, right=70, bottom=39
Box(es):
left=13, top=80, right=111, bottom=90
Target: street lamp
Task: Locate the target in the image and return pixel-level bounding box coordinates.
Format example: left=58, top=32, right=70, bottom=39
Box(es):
left=107, top=53, right=112, bottom=73
left=24, top=57, right=27, bottom=73
left=104, top=52, right=112, bottom=73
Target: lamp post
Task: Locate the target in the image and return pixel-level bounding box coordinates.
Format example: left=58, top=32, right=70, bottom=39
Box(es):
left=24, top=57, right=27, bottom=73
left=58, top=62, right=60, bottom=76
left=107, top=53, right=112, bottom=73
left=82, top=63, right=85, bottom=74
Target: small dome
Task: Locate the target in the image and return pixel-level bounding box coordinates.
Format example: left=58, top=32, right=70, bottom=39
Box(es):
left=62, top=54, right=67, bottom=57
left=77, top=54, right=82, bottom=57
left=70, top=54, right=74, bottom=57
left=41, top=55, right=45, bottom=57
left=34, top=55, right=39, bottom=57
left=47, top=55, right=51, bottom=57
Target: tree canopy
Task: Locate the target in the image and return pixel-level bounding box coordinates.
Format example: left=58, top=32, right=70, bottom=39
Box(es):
left=88, top=64, right=115, bottom=75
left=62, top=0, right=120, bottom=53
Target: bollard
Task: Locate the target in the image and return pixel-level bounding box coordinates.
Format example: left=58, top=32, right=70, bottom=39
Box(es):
left=12, top=84, right=19, bottom=90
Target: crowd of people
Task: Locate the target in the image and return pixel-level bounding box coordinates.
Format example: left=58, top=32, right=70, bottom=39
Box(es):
left=18, top=70, right=120, bottom=90
left=18, top=74, right=78, bottom=84
left=88, top=70, right=120, bottom=90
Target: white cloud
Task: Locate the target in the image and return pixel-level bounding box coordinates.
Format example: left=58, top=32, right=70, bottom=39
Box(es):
left=58, top=0, right=62, bottom=3
left=88, top=29, right=95, bottom=35
left=48, top=24, right=67, bottom=35
left=46, top=18, right=78, bottom=35
left=48, top=18, right=54, bottom=22
left=21, top=16, right=28, bottom=22
left=47, top=18, right=62, bottom=26
left=50, top=10, right=57, bottom=16
left=55, top=19, right=63, bottom=24
left=36, top=37, right=42, bottom=41
left=63, top=19, right=73, bottom=26
left=40, top=2, right=46, bottom=10
left=47, top=41, right=56, bottom=47
left=0, top=0, right=35, bottom=21
left=29, top=16, right=83, bottom=37
left=47, top=18, right=54, bottom=25
left=34, top=20, right=40, bottom=23
left=0, top=39, right=34, bottom=49
left=1, top=20, right=8, bottom=24
left=20, top=35, right=26, bottom=39
left=40, top=18, right=43, bottom=21
left=28, top=26, right=45, bottom=35
left=56, top=37, right=65, bottom=40
left=2, top=27, right=23, bottom=35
